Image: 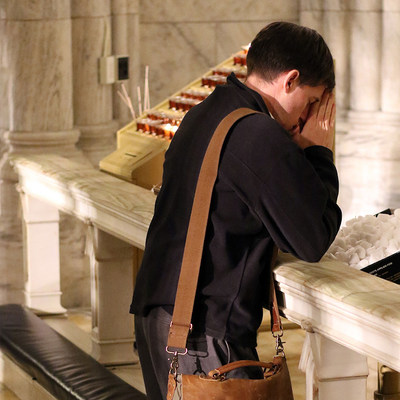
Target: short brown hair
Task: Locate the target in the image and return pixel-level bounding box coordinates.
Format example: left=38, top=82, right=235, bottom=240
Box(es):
left=246, top=21, right=335, bottom=90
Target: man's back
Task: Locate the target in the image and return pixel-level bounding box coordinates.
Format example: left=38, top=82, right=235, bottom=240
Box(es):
left=131, top=74, right=341, bottom=346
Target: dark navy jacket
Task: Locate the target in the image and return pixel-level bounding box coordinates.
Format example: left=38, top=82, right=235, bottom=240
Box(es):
left=130, top=74, right=342, bottom=346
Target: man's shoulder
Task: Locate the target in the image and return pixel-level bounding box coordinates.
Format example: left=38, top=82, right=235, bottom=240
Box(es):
left=229, top=111, right=289, bottom=145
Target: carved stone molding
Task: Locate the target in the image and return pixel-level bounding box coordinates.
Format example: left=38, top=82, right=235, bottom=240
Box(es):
left=6, top=129, right=81, bottom=150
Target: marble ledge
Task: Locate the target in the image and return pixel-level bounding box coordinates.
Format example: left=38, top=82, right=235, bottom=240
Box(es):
left=10, top=154, right=156, bottom=233
left=275, top=252, right=400, bottom=329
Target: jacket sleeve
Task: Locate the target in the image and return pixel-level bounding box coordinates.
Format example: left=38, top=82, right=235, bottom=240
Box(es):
left=261, top=145, right=342, bottom=261
left=220, top=115, right=342, bottom=262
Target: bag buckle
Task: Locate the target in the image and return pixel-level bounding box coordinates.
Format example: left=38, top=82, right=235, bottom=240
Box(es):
left=273, top=332, right=286, bottom=357
left=165, top=321, right=192, bottom=356
left=166, top=322, right=193, bottom=376
left=166, top=347, right=187, bottom=378
left=166, top=346, right=188, bottom=356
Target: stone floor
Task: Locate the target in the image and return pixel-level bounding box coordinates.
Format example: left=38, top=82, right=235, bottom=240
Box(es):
left=0, top=384, right=18, bottom=400
left=0, top=309, right=380, bottom=400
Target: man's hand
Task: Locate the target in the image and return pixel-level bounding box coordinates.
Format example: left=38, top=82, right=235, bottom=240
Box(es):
left=292, top=89, right=336, bottom=150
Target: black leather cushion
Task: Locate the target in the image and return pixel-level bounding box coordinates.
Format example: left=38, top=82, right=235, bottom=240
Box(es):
left=0, top=304, right=146, bottom=399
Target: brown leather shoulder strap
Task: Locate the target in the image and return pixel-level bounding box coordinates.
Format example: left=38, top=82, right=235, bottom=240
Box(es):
left=270, top=245, right=283, bottom=334
left=167, top=108, right=282, bottom=351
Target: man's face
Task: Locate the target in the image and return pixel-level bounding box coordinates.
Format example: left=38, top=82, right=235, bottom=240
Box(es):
left=276, top=83, right=326, bottom=137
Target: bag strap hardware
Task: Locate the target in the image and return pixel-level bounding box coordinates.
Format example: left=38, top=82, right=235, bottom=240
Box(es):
left=166, top=346, right=188, bottom=356
left=210, top=371, right=227, bottom=381
left=168, top=353, right=180, bottom=378
left=169, top=321, right=193, bottom=332
left=275, top=335, right=286, bottom=357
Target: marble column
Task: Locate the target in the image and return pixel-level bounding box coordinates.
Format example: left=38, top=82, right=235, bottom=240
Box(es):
left=86, top=226, right=136, bottom=364
left=126, top=0, right=141, bottom=118
left=303, top=333, right=369, bottom=400
left=0, top=0, right=83, bottom=305
left=71, top=0, right=119, bottom=167
left=335, top=1, right=384, bottom=222
left=322, top=0, right=350, bottom=116
left=111, top=0, right=140, bottom=127
left=381, top=0, right=400, bottom=113
left=299, top=0, right=324, bottom=33
left=19, top=193, right=66, bottom=314
left=338, top=1, right=400, bottom=221
left=349, top=0, right=381, bottom=113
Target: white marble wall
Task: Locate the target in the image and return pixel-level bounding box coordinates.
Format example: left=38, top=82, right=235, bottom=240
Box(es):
left=139, top=0, right=298, bottom=107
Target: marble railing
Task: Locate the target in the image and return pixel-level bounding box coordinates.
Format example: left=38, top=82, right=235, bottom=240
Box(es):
left=12, top=154, right=154, bottom=248
left=11, top=154, right=400, bottom=399
left=11, top=154, right=155, bottom=364
left=275, top=253, right=400, bottom=400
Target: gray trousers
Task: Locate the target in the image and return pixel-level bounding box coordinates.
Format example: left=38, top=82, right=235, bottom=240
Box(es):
left=134, top=307, right=262, bottom=400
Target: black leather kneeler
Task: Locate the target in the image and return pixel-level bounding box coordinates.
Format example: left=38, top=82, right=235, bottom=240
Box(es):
left=0, top=304, right=146, bottom=400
